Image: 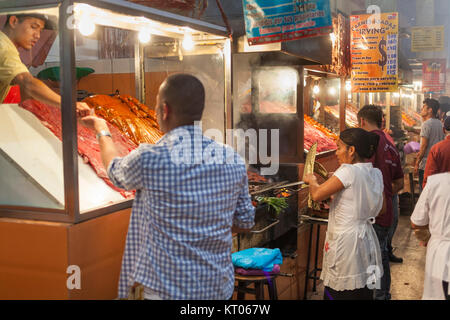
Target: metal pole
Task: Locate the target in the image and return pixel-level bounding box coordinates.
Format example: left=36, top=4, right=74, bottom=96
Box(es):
left=297, top=66, right=304, bottom=162
left=60, top=0, right=79, bottom=222
left=224, top=39, right=232, bottom=140
left=134, top=38, right=145, bottom=103
left=339, top=77, right=347, bottom=132
left=303, top=222, right=313, bottom=300
left=312, top=224, right=320, bottom=292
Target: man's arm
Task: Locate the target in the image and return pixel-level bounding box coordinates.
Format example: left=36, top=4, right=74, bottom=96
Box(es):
left=414, top=136, right=428, bottom=174
left=404, top=125, right=421, bottom=134
left=12, top=72, right=91, bottom=116
left=423, top=147, right=439, bottom=187
left=304, top=173, right=344, bottom=202
left=392, top=177, right=404, bottom=194
left=12, top=72, right=60, bottom=107
left=80, top=115, right=119, bottom=170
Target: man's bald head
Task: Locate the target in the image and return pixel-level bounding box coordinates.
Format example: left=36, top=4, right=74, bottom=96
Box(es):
left=159, top=73, right=205, bottom=122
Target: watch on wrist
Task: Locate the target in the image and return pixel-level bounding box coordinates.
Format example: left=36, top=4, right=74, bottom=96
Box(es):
left=96, top=130, right=112, bottom=141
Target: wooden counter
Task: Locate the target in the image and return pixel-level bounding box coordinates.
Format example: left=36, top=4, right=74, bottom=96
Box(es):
left=0, top=209, right=131, bottom=299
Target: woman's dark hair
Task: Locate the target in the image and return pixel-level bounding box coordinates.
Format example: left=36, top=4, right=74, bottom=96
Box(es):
left=339, top=128, right=380, bottom=159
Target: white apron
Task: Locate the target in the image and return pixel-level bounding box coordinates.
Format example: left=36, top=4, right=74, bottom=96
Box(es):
left=321, top=217, right=383, bottom=291
left=422, top=234, right=450, bottom=300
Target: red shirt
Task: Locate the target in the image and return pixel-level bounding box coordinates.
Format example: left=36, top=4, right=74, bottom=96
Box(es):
left=423, top=135, right=450, bottom=187
left=370, top=130, right=404, bottom=227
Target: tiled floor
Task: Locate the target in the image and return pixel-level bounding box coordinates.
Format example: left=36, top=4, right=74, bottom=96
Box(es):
left=306, top=214, right=427, bottom=300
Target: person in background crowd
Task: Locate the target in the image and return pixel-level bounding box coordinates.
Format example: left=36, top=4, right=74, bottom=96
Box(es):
left=411, top=171, right=450, bottom=300
left=304, top=128, right=385, bottom=300
left=414, top=98, right=444, bottom=191
left=358, top=105, right=405, bottom=300
left=0, top=14, right=90, bottom=115
left=81, top=73, right=255, bottom=299
left=438, top=103, right=450, bottom=123
left=423, top=116, right=450, bottom=187
left=380, top=113, right=402, bottom=264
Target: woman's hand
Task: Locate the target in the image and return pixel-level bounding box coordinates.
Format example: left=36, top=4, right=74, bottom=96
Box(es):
left=304, top=173, right=317, bottom=185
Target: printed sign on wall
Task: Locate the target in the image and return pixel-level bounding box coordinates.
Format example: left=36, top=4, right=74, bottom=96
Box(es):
left=422, top=59, right=446, bottom=94
left=242, top=0, right=332, bottom=46
left=350, top=12, right=399, bottom=92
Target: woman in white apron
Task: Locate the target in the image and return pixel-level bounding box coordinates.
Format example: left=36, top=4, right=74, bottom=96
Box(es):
left=304, top=128, right=385, bottom=300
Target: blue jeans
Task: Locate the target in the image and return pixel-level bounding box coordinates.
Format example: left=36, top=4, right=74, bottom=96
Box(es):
left=418, top=169, right=424, bottom=193
left=373, top=224, right=391, bottom=300
left=387, top=195, right=399, bottom=254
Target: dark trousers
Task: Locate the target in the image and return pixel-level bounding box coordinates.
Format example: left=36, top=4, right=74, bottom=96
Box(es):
left=373, top=223, right=391, bottom=300
left=324, top=286, right=373, bottom=300
left=387, top=195, right=399, bottom=254
left=444, top=281, right=450, bottom=300
left=419, top=169, right=424, bottom=193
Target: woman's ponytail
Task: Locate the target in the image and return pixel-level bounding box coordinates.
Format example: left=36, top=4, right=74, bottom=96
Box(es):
left=340, top=128, right=380, bottom=160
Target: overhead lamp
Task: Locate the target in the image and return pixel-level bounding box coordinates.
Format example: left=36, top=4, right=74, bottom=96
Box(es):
left=182, top=33, right=194, bottom=50
left=78, top=19, right=95, bottom=36
left=329, top=87, right=337, bottom=95
left=138, top=30, right=151, bottom=44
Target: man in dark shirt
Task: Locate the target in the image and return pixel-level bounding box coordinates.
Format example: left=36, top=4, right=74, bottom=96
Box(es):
left=423, top=116, right=450, bottom=187
left=358, top=105, right=405, bottom=300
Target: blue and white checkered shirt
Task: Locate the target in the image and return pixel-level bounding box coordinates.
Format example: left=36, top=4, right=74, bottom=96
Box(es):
left=108, top=125, right=255, bottom=299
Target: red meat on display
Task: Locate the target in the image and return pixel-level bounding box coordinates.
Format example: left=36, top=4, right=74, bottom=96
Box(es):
left=304, top=121, right=337, bottom=153
left=20, top=99, right=137, bottom=198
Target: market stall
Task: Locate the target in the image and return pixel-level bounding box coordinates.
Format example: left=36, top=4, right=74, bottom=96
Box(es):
left=0, top=0, right=230, bottom=299
left=222, top=17, right=350, bottom=301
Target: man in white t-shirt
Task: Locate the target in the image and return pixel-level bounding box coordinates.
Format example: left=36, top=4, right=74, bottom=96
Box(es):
left=411, top=172, right=450, bottom=300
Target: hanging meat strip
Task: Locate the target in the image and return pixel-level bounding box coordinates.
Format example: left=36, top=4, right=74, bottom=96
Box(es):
left=83, top=94, right=163, bottom=145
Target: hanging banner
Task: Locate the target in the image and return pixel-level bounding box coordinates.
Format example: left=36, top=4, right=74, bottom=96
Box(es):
left=411, top=26, right=444, bottom=52
left=350, top=12, right=399, bottom=92
left=242, top=0, right=332, bottom=46
left=422, top=59, right=446, bottom=94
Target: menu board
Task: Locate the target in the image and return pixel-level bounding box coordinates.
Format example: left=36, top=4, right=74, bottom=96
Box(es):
left=242, top=0, right=332, bottom=45
left=411, top=26, right=444, bottom=52
left=350, top=12, right=399, bottom=92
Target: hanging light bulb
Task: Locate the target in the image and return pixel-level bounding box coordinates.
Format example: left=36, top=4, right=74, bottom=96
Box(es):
left=313, top=85, right=320, bottom=95
left=138, top=30, right=151, bottom=44
left=182, top=33, right=194, bottom=50
left=345, top=80, right=351, bottom=91
left=330, top=33, right=336, bottom=45
left=78, top=18, right=95, bottom=36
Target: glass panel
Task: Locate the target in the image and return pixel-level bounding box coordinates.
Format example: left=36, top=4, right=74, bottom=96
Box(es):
left=0, top=7, right=64, bottom=210
left=255, top=67, right=298, bottom=114
left=143, top=41, right=225, bottom=134
left=65, top=3, right=227, bottom=212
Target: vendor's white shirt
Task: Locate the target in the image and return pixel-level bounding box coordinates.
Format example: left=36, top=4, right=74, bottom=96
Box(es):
left=411, top=172, right=450, bottom=300
left=321, top=163, right=384, bottom=291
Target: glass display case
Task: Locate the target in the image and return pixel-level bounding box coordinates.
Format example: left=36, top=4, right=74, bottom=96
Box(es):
left=303, top=71, right=339, bottom=154
left=0, top=0, right=230, bottom=222
left=232, top=53, right=303, bottom=164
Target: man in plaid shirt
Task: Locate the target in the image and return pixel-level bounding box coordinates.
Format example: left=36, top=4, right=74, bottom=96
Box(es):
left=81, top=73, right=255, bottom=299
